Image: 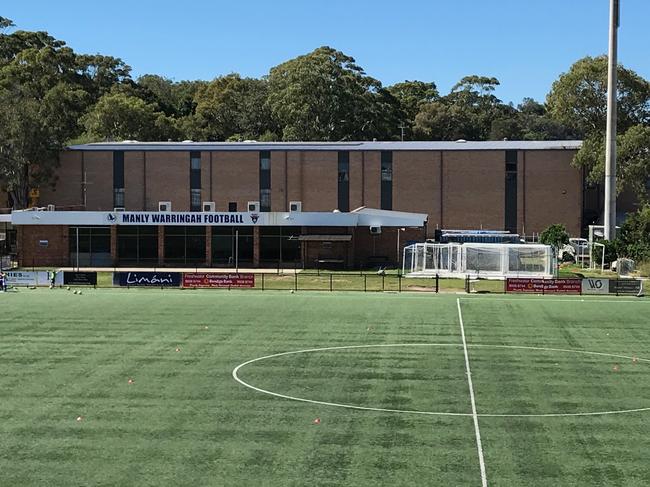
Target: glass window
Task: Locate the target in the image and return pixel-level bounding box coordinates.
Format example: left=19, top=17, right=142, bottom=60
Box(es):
left=380, top=151, right=393, bottom=210
left=228, top=202, right=237, bottom=212
left=190, top=189, right=201, bottom=212
left=338, top=152, right=350, bottom=212
left=69, top=226, right=112, bottom=266
left=260, top=151, right=271, bottom=211
left=117, top=226, right=159, bottom=265
left=114, top=188, right=125, bottom=208
left=260, top=189, right=271, bottom=212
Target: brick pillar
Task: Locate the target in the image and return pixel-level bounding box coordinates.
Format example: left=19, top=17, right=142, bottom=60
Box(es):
left=158, top=225, right=165, bottom=266
left=16, top=226, right=24, bottom=267
left=205, top=226, right=212, bottom=267
left=110, top=225, right=118, bottom=266
left=253, top=226, right=260, bottom=267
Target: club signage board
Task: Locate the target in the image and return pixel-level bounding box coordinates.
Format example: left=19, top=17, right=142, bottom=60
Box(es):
left=182, top=273, right=255, bottom=288
left=114, top=271, right=181, bottom=287
left=506, top=278, right=581, bottom=294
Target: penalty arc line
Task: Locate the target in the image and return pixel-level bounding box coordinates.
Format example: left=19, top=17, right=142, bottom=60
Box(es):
left=457, top=297, right=488, bottom=487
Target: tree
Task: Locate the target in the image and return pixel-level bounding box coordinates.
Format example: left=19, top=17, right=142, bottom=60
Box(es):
left=0, top=20, right=104, bottom=207
left=189, top=74, right=275, bottom=141
left=574, top=125, right=650, bottom=205
left=387, top=80, right=438, bottom=139
left=539, top=223, right=570, bottom=251
left=267, top=46, right=400, bottom=141
left=614, top=206, right=650, bottom=262
left=414, top=75, right=512, bottom=140
left=82, top=90, right=179, bottom=142
left=546, top=56, right=650, bottom=138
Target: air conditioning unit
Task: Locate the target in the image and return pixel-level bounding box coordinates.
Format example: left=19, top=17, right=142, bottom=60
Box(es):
left=289, top=201, right=302, bottom=212
left=202, top=201, right=215, bottom=212
left=370, top=226, right=382, bottom=235
left=114, top=207, right=125, bottom=212
left=247, top=201, right=260, bottom=212
left=47, top=204, right=55, bottom=211
left=158, top=201, right=172, bottom=212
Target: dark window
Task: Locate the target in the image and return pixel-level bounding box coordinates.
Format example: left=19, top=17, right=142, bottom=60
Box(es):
left=69, top=226, right=112, bottom=266
left=113, top=151, right=124, bottom=208
left=338, top=152, right=350, bottom=212
left=117, top=226, right=158, bottom=265
left=190, top=152, right=201, bottom=211
left=381, top=151, right=393, bottom=210
left=259, top=151, right=271, bottom=211
left=164, top=226, right=206, bottom=265
left=228, top=202, right=238, bottom=212
left=505, top=151, right=518, bottom=234
left=260, top=226, right=300, bottom=263
left=211, top=226, right=253, bottom=266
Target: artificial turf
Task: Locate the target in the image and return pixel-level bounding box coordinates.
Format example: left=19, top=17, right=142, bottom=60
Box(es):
left=1, top=288, right=649, bottom=486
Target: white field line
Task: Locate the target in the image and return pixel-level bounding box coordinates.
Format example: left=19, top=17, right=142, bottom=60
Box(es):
left=232, top=344, right=650, bottom=418
left=457, top=298, right=488, bottom=487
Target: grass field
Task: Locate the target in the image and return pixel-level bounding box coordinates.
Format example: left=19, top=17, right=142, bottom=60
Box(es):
left=1, top=289, right=650, bottom=486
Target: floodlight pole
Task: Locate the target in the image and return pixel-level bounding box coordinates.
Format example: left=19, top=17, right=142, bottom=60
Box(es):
left=604, top=0, right=619, bottom=241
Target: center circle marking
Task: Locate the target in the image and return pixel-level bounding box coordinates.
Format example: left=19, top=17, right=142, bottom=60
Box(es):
left=233, top=343, right=650, bottom=418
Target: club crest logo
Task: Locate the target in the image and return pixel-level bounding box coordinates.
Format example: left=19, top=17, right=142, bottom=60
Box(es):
left=250, top=213, right=260, bottom=224
left=106, top=213, right=117, bottom=223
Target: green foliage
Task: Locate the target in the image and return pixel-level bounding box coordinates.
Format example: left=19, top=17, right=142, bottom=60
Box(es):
left=574, top=125, right=650, bottom=204
left=539, top=223, right=570, bottom=250
left=614, top=206, right=650, bottom=261
left=82, top=90, right=179, bottom=142
left=546, top=56, right=650, bottom=138
left=267, top=46, right=400, bottom=141
left=189, top=74, right=275, bottom=141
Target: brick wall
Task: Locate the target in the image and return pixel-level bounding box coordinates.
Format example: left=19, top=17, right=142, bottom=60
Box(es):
left=212, top=151, right=259, bottom=212
left=84, top=151, right=113, bottom=211
left=39, top=151, right=83, bottom=208
left=394, top=151, right=440, bottom=234
left=17, top=225, right=69, bottom=267
left=353, top=227, right=425, bottom=268
left=442, top=150, right=504, bottom=230
left=146, top=152, right=190, bottom=211
left=300, top=151, right=337, bottom=211
left=523, top=150, right=582, bottom=236
left=124, top=151, right=145, bottom=210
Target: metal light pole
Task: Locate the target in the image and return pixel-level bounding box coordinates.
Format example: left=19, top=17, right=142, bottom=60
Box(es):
left=604, top=0, right=619, bottom=241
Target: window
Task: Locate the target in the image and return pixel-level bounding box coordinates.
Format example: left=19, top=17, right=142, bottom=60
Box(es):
left=212, top=226, right=254, bottom=266
left=69, top=226, right=112, bottom=266
left=338, top=152, right=350, bottom=212
left=164, top=226, right=206, bottom=265
left=228, top=202, right=238, bottom=212
left=117, top=226, right=158, bottom=265
left=380, top=151, right=393, bottom=210
left=505, top=151, right=518, bottom=234
left=259, top=151, right=271, bottom=211
left=190, top=151, right=201, bottom=211
left=113, top=151, right=124, bottom=208
left=260, top=226, right=300, bottom=263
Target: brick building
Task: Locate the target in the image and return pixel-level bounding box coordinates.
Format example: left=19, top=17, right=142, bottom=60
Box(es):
left=7, top=140, right=591, bottom=269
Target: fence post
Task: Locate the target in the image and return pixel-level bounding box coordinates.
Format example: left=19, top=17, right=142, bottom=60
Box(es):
left=399, top=274, right=402, bottom=293
left=294, top=272, right=298, bottom=292
left=382, top=274, right=385, bottom=291
left=364, top=275, right=367, bottom=292
left=435, top=274, right=439, bottom=293
left=329, top=273, right=333, bottom=292
left=261, top=273, right=265, bottom=291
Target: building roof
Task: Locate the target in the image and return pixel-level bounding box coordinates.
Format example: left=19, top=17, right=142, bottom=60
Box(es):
left=67, top=140, right=583, bottom=152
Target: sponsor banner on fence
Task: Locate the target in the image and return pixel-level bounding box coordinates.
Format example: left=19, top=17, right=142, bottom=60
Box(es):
left=4, top=271, right=50, bottom=286
left=610, top=279, right=644, bottom=295
left=114, top=271, right=181, bottom=287
left=182, top=273, right=255, bottom=288
left=581, top=278, right=610, bottom=295
left=64, top=271, right=98, bottom=286
left=506, top=278, right=582, bottom=294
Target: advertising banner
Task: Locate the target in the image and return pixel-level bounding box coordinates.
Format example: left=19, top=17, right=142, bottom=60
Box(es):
left=581, top=278, right=610, bottom=295
left=64, top=272, right=98, bottom=286
left=114, top=271, right=181, bottom=287
left=506, top=278, right=581, bottom=294
left=610, top=279, right=643, bottom=296
left=4, top=271, right=50, bottom=286
left=182, top=273, right=255, bottom=288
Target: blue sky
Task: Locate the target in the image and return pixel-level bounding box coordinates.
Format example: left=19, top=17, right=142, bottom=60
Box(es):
left=5, top=0, right=649, bottom=105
